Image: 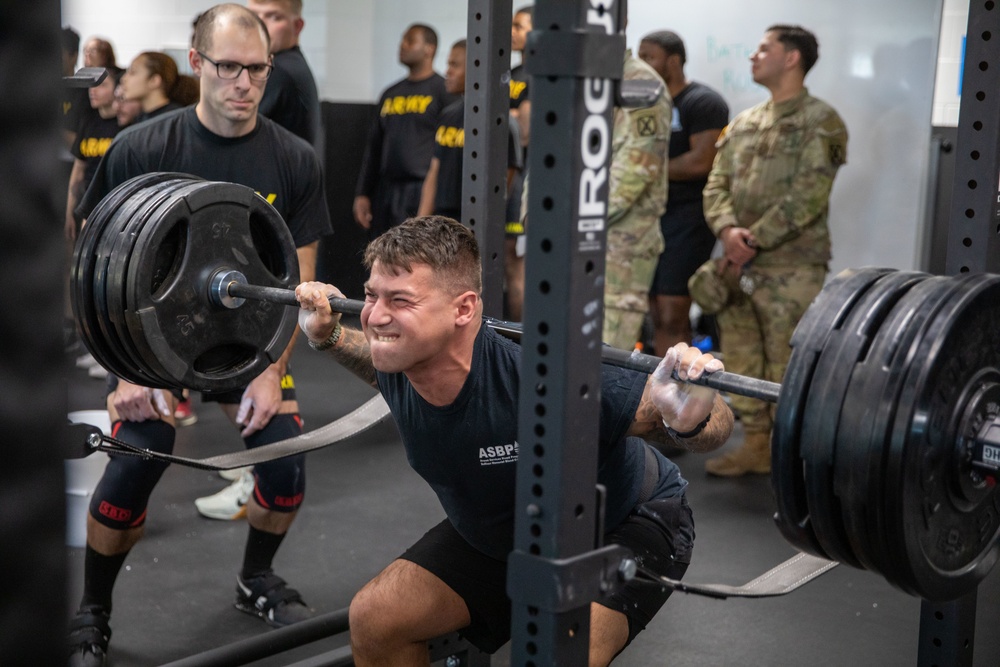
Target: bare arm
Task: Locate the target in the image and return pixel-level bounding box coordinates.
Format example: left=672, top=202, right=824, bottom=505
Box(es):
left=295, top=281, right=377, bottom=387
left=667, top=128, right=723, bottom=182
left=65, top=158, right=86, bottom=241
left=417, top=157, right=440, bottom=217
left=512, top=100, right=531, bottom=147
left=234, top=241, right=319, bottom=436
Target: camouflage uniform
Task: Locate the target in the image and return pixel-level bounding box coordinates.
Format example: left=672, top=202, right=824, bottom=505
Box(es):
left=603, top=52, right=671, bottom=351
left=703, top=88, right=847, bottom=436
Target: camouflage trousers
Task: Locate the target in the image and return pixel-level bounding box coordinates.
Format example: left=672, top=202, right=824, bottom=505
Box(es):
left=717, top=263, right=827, bottom=435
left=603, top=251, right=659, bottom=351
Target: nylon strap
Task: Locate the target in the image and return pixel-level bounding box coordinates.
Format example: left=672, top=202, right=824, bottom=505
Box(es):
left=92, top=395, right=391, bottom=471
left=648, top=551, right=839, bottom=599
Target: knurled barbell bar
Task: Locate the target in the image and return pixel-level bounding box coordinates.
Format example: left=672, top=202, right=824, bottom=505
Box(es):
left=71, top=174, right=1000, bottom=603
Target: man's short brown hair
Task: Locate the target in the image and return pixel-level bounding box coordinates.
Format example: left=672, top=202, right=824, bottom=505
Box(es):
left=364, top=216, right=482, bottom=297
left=193, top=4, right=270, bottom=55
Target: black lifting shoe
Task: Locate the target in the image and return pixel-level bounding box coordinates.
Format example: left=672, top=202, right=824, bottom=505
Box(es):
left=67, top=605, right=111, bottom=667
left=235, top=570, right=313, bottom=627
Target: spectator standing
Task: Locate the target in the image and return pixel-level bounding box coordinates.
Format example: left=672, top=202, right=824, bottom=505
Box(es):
left=701, top=25, right=847, bottom=477
left=639, top=30, right=729, bottom=354
left=354, top=24, right=456, bottom=237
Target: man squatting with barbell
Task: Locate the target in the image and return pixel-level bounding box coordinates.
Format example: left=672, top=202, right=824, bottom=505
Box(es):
left=68, top=6, right=331, bottom=666
left=295, top=215, right=735, bottom=665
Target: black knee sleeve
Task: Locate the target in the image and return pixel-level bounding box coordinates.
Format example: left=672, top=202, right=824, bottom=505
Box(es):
left=90, top=420, right=174, bottom=529
left=245, top=414, right=305, bottom=512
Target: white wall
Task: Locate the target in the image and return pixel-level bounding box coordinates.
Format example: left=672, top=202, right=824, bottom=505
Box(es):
left=61, top=0, right=947, bottom=273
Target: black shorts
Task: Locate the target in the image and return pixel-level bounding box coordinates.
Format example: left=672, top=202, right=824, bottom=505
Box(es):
left=651, top=199, right=717, bottom=297
left=399, top=494, right=694, bottom=654
left=105, top=370, right=298, bottom=405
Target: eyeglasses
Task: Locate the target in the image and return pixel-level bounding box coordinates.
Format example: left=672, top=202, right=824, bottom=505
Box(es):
left=197, top=51, right=273, bottom=81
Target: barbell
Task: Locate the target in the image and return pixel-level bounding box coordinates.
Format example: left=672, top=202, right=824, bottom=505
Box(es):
left=71, top=174, right=1000, bottom=603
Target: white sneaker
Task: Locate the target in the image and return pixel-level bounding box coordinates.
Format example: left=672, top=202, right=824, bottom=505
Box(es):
left=195, top=470, right=254, bottom=520
left=219, top=466, right=253, bottom=481
left=76, top=352, right=98, bottom=369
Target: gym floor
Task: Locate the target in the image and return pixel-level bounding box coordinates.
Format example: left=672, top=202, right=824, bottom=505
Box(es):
left=66, top=331, right=1000, bottom=667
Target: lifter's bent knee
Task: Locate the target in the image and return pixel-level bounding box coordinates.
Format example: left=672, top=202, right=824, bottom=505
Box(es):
left=349, top=584, right=427, bottom=664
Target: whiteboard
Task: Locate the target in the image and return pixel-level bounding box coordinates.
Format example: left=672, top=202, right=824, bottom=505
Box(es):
left=624, top=0, right=944, bottom=273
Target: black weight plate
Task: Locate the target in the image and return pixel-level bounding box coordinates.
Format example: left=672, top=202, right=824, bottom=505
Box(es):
left=89, top=179, right=186, bottom=385
left=799, top=270, right=928, bottom=568
left=125, top=181, right=299, bottom=392
left=107, top=179, right=205, bottom=386
left=772, top=267, right=892, bottom=559
left=97, top=178, right=196, bottom=385
left=836, top=276, right=960, bottom=585
left=884, top=273, right=1000, bottom=601
left=71, top=172, right=183, bottom=378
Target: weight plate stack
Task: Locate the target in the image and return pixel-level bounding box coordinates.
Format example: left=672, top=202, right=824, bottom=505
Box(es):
left=124, top=180, right=299, bottom=392
left=798, top=270, right=928, bottom=568
left=885, top=273, right=1000, bottom=601
left=71, top=172, right=188, bottom=383
left=835, top=275, right=961, bottom=588
left=772, top=267, right=891, bottom=559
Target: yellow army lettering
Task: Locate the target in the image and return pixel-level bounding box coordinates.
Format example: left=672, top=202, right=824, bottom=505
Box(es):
left=435, top=125, right=465, bottom=148
left=380, top=95, right=434, bottom=116
left=79, top=137, right=113, bottom=158
left=509, top=80, right=527, bottom=101
left=255, top=192, right=278, bottom=205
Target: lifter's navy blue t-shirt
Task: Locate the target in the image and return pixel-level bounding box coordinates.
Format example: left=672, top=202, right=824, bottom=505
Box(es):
left=76, top=107, right=331, bottom=246
left=377, top=325, right=687, bottom=560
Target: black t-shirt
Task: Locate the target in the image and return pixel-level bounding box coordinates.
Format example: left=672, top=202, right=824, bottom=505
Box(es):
left=376, top=325, right=688, bottom=560
left=76, top=107, right=331, bottom=246
left=134, top=101, right=184, bottom=126
left=432, top=99, right=523, bottom=219
left=667, top=81, right=729, bottom=204
left=259, top=46, right=321, bottom=149
left=356, top=73, right=456, bottom=196
left=62, top=87, right=93, bottom=135
left=71, top=112, right=121, bottom=197
left=509, top=63, right=529, bottom=110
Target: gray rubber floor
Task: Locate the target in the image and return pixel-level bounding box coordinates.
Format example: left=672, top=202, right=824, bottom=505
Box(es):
left=66, top=339, right=1000, bottom=666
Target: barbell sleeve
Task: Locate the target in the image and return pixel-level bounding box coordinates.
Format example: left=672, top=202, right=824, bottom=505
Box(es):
left=224, top=281, right=781, bottom=403
left=226, top=281, right=364, bottom=317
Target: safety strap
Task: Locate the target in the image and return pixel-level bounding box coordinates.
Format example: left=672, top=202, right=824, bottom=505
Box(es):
left=646, top=551, right=839, bottom=599
left=90, top=394, right=392, bottom=471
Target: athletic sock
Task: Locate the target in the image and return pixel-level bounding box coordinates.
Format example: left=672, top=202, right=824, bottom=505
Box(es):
left=241, top=526, right=286, bottom=579
left=79, top=545, right=128, bottom=611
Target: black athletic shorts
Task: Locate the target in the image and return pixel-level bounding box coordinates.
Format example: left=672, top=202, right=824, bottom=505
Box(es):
left=106, top=370, right=297, bottom=405
left=400, top=494, right=694, bottom=654
left=651, top=199, right=718, bottom=297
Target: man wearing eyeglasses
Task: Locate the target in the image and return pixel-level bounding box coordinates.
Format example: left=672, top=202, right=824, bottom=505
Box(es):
left=68, top=6, right=331, bottom=666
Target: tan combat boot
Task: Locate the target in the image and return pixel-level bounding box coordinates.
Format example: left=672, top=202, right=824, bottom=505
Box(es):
left=704, top=432, right=772, bottom=477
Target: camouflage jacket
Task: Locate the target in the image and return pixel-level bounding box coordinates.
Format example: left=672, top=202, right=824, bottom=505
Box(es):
left=703, top=88, right=847, bottom=266
left=606, top=51, right=671, bottom=260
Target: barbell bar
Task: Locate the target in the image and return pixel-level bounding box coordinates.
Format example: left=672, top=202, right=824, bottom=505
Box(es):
left=70, top=174, right=1000, bottom=603
left=217, top=270, right=783, bottom=404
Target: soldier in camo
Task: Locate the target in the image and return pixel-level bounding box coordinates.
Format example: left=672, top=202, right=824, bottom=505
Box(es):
left=603, top=50, right=671, bottom=351
left=701, top=24, right=848, bottom=477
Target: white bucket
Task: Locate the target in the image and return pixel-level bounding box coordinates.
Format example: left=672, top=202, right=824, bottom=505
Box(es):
left=66, top=410, right=112, bottom=548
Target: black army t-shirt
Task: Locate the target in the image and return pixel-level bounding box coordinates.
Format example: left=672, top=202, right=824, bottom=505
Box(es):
left=356, top=73, right=455, bottom=196
left=71, top=113, right=121, bottom=197
left=77, top=107, right=331, bottom=246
